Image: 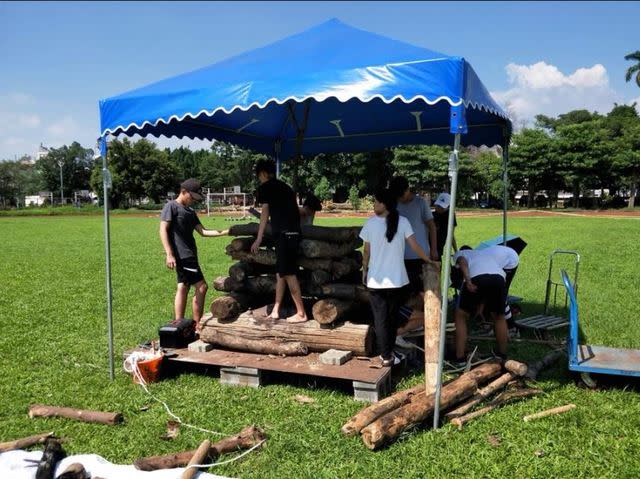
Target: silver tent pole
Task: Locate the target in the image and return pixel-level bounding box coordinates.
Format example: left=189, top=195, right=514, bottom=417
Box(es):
left=100, top=138, right=115, bottom=380
left=433, top=132, right=461, bottom=429
left=502, top=138, right=509, bottom=244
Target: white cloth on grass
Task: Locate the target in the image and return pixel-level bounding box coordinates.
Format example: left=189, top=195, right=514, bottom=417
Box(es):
left=360, top=215, right=414, bottom=289
left=453, top=249, right=505, bottom=279
left=0, top=450, right=230, bottom=479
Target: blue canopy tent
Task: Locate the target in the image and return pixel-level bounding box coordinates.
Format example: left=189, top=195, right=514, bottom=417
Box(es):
left=98, top=18, right=511, bottom=427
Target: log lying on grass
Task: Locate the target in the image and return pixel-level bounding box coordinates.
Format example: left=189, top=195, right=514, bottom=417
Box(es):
left=360, top=362, right=503, bottom=449
left=200, top=311, right=373, bottom=356
left=204, top=329, right=308, bottom=356
left=0, top=431, right=54, bottom=452
left=134, top=425, right=266, bottom=471
left=180, top=439, right=211, bottom=479
left=525, top=349, right=565, bottom=380
left=445, top=372, right=516, bottom=419
left=28, top=405, right=123, bottom=425
left=312, top=298, right=354, bottom=325
left=228, top=223, right=361, bottom=242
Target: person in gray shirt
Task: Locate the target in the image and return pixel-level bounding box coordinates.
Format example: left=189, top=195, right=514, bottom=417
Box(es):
left=390, top=176, right=439, bottom=294
left=160, top=178, right=227, bottom=330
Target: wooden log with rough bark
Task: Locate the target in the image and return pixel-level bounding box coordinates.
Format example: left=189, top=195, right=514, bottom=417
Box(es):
left=445, top=372, right=516, bottom=419
left=312, top=298, right=354, bottom=325
left=360, top=362, right=502, bottom=449
left=228, top=223, right=361, bottom=242
left=308, top=283, right=370, bottom=303
left=134, top=426, right=266, bottom=471
left=229, top=250, right=277, bottom=266
left=423, top=261, right=441, bottom=395
left=213, top=276, right=244, bottom=293
left=200, top=311, right=373, bottom=355
left=203, top=329, right=308, bottom=355
left=300, top=238, right=363, bottom=259
left=28, top=405, right=123, bottom=425
left=523, top=404, right=576, bottom=422
left=449, top=388, right=543, bottom=429
left=503, top=359, right=528, bottom=377
left=228, top=262, right=274, bottom=282
left=525, top=349, right=565, bottom=380
left=210, top=293, right=253, bottom=320
left=0, top=431, right=55, bottom=452
left=310, top=270, right=332, bottom=286
left=341, top=384, right=424, bottom=437
left=245, top=275, right=277, bottom=295
left=180, top=439, right=211, bottom=479
left=227, top=237, right=256, bottom=252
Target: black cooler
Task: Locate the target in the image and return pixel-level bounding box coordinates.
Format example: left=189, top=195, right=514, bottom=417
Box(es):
left=159, top=318, right=196, bottom=348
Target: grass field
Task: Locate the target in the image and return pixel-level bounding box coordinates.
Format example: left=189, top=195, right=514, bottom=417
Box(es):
left=1, top=213, right=639, bottom=478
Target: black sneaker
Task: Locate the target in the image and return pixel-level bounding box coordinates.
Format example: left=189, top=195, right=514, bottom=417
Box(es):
left=491, top=348, right=508, bottom=361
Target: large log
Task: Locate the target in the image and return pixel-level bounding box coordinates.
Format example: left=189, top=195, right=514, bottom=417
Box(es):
left=312, top=298, right=354, bottom=325
left=445, top=372, right=516, bottom=419
left=308, top=283, right=370, bottom=303
left=228, top=261, right=274, bottom=282
left=134, top=426, right=266, bottom=471
left=228, top=223, right=361, bottom=242
left=227, top=237, right=256, bottom=252
left=204, top=329, right=308, bottom=355
left=300, top=238, right=363, bottom=259
left=310, top=270, right=332, bottom=286
left=213, top=276, right=244, bottom=293
left=525, top=349, right=565, bottom=380
left=229, top=250, right=277, bottom=266
left=28, top=405, right=123, bottom=425
left=210, top=293, right=252, bottom=320
left=360, top=362, right=502, bottom=449
left=200, top=311, right=373, bottom=355
left=341, top=384, right=424, bottom=437
left=423, top=261, right=441, bottom=395
left=0, top=431, right=54, bottom=453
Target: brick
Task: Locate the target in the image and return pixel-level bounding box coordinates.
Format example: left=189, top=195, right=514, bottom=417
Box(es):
left=188, top=340, right=213, bottom=353
left=319, top=349, right=353, bottom=366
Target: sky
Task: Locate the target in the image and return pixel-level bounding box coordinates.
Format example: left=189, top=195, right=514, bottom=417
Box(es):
left=1, top=1, right=639, bottom=160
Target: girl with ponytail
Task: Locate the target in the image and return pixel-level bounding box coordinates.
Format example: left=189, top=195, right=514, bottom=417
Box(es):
left=359, top=186, right=433, bottom=367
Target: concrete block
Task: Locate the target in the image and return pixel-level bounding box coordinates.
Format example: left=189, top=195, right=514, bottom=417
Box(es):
left=188, top=340, right=213, bottom=353
left=353, top=372, right=391, bottom=402
left=220, top=366, right=262, bottom=388
left=319, top=349, right=353, bottom=366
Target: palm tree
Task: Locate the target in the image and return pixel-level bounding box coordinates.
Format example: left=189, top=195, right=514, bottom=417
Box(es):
left=625, top=50, right=640, bottom=87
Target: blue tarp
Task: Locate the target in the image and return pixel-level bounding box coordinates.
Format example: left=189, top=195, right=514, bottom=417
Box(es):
left=99, top=18, right=510, bottom=158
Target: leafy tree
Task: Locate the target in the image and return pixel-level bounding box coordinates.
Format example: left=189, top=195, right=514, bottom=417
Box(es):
left=348, top=185, right=361, bottom=211
left=0, top=160, right=41, bottom=207
left=36, top=142, right=95, bottom=200
left=625, top=50, right=640, bottom=87
left=314, top=176, right=332, bottom=202
left=509, top=129, right=557, bottom=207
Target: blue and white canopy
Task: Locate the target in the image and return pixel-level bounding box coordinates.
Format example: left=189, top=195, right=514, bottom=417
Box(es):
left=99, top=18, right=510, bottom=158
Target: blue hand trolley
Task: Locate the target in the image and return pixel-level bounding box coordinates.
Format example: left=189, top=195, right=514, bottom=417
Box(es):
left=562, top=270, right=640, bottom=387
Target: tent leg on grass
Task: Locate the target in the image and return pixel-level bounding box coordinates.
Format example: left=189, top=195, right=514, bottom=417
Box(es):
left=100, top=137, right=115, bottom=380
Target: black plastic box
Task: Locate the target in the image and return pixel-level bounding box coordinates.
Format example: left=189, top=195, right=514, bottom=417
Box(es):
left=159, top=318, right=196, bottom=349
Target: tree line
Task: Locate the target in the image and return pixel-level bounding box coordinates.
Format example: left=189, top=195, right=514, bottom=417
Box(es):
left=1, top=104, right=638, bottom=209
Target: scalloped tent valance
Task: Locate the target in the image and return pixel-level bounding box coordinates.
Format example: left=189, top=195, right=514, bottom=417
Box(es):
left=99, top=18, right=511, bottom=157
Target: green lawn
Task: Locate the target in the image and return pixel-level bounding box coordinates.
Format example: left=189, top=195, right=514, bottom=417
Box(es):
left=1, top=214, right=639, bottom=478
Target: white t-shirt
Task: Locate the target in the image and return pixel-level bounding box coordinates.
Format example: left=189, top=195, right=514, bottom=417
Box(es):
left=482, top=245, right=519, bottom=270
left=360, top=215, right=415, bottom=289
left=453, top=249, right=505, bottom=279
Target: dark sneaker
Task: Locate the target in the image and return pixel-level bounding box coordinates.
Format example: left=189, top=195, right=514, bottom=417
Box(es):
left=491, top=348, right=508, bottom=361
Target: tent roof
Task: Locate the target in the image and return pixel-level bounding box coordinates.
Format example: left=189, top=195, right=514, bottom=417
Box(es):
left=99, top=18, right=511, bottom=157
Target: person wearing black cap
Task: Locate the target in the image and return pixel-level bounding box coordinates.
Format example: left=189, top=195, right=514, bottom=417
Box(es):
left=160, top=178, right=228, bottom=330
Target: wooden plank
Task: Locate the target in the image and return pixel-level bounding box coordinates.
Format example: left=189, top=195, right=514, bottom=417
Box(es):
left=423, top=262, right=441, bottom=396
left=166, top=349, right=390, bottom=384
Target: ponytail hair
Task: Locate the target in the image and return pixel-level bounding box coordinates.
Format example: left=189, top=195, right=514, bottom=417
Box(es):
left=374, top=186, right=399, bottom=242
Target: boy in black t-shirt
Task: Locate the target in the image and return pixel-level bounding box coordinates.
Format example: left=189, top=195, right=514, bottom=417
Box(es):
left=251, top=160, right=307, bottom=323
left=160, top=178, right=227, bottom=330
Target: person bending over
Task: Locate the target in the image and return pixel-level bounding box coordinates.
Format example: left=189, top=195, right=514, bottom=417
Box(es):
left=299, top=193, right=322, bottom=226
left=251, top=159, right=307, bottom=323
left=160, top=178, right=228, bottom=330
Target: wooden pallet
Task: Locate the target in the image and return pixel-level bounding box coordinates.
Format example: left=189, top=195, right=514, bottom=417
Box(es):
left=160, top=347, right=392, bottom=402
left=515, top=314, right=569, bottom=332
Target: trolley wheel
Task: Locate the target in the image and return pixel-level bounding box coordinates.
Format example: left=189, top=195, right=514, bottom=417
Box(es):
left=579, top=372, right=598, bottom=389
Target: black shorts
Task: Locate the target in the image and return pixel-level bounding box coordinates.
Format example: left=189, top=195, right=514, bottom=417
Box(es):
left=176, top=257, right=205, bottom=286
left=458, top=274, right=506, bottom=316
left=275, top=231, right=300, bottom=276
left=404, top=259, right=425, bottom=294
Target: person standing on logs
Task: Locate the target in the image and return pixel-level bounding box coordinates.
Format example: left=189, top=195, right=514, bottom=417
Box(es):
left=251, top=159, right=308, bottom=323
left=389, top=176, right=439, bottom=295
left=360, top=187, right=434, bottom=367
left=160, top=179, right=228, bottom=330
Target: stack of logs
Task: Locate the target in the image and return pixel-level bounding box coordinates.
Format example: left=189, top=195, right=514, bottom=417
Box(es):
left=201, top=222, right=375, bottom=355
left=341, top=351, right=564, bottom=449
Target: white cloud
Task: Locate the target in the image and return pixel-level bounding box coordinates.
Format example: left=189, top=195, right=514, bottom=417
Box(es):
left=46, top=116, right=78, bottom=138
left=0, top=92, right=36, bottom=106
left=492, top=61, right=622, bottom=126
left=18, top=114, right=41, bottom=128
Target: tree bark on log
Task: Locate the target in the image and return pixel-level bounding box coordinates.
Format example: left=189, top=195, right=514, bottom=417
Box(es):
left=227, top=237, right=256, bottom=252
left=360, top=362, right=502, bottom=449
left=308, top=283, right=370, bottom=303
left=503, top=360, right=528, bottom=377
left=28, top=405, right=123, bottom=425
left=422, top=261, right=441, bottom=395
left=445, top=372, right=516, bottom=419
left=450, top=388, right=543, bottom=429
left=134, top=426, right=266, bottom=471
left=213, top=276, right=244, bottom=293
left=312, top=298, right=354, bottom=325
left=300, top=238, right=363, bottom=258
left=228, top=223, right=361, bottom=242
left=180, top=439, right=211, bottom=479
left=525, top=349, right=565, bottom=380
left=341, top=384, right=424, bottom=437
left=228, top=262, right=274, bottom=282
left=0, top=431, right=54, bottom=452
left=203, top=329, right=308, bottom=355
left=200, top=312, right=373, bottom=355
left=210, top=293, right=253, bottom=320
left=229, top=250, right=276, bottom=266
left=310, top=270, right=332, bottom=287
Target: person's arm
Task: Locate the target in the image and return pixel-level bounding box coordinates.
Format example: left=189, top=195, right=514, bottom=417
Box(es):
left=195, top=224, right=229, bottom=237
left=456, top=256, right=477, bottom=292
left=251, top=204, right=270, bottom=253
left=159, top=220, right=176, bottom=269
left=407, top=234, right=438, bottom=264
left=362, top=241, right=370, bottom=285
left=425, top=218, right=438, bottom=261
